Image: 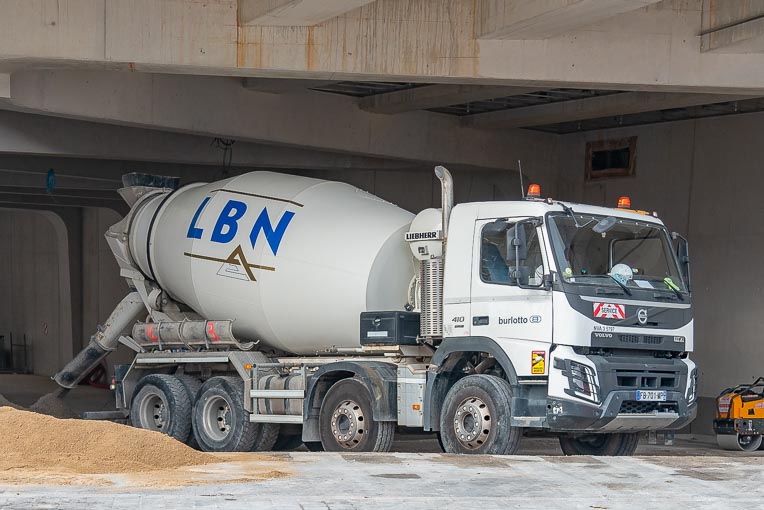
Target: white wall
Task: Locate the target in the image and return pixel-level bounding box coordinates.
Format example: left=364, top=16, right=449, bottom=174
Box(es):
left=0, top=209, right=72, bottom=376
left=558, top=111, right=764, bottom=431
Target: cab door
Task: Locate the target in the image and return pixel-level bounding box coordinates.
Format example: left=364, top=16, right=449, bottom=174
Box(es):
left=470, top=217, right=554, bottom=378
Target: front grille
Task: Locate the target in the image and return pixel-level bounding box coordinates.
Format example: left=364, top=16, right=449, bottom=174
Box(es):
left=619, top=401, right=678, bottom=414
left=615, top=370, right=679, bottom=390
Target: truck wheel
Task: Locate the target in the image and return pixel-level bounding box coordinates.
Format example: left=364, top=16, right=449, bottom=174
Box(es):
left=439, top=374, right=520, bottom=455
left=716, top=433, right=763, bottom=451
left=249, top=351, right=281, bottom=452
left=272, top=433, right=304, bottom=451
left=130, top=374, right=193, bottom=443
left=304, top=441, right=324, bottom=452
left=175, top=374, right=202, bottom=449
left=252, top=421, right=280, bottom=452
left=192, top=376, right=259, bottom=452
left=319, top=378, right=395, bottom=452
left=559, top=433, right=640, bottom=456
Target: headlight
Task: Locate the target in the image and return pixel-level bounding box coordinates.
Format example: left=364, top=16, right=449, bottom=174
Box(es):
left=562, top=360, right=600, bottom=404
left=686, top=368, right=698, bottom=404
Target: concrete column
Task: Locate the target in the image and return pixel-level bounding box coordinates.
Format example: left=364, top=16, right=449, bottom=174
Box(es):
left=239, top=0, right=377, bottom=25
left=0, top=73, right=9, bottom=98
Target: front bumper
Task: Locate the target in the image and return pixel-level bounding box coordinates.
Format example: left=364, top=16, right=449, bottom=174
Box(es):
left=547, top=390, right=697, bottom=432
left=547, top=352, right=697, bottom=432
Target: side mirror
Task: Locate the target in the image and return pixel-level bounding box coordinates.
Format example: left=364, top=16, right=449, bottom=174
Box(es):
left=672, top=232, right=691, bottom=293
left=506, top=224, right=527, bottom=262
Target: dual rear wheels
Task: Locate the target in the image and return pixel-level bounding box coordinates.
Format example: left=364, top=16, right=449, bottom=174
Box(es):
left=130, top=374, right=279, bottom=452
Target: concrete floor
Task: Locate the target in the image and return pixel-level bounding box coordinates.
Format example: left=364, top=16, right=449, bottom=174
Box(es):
left=2, top=450, right=764, bottom=509
left=2, top=375, right=764, bottom=508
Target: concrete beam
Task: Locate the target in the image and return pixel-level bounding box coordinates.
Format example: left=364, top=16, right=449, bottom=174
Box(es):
left=239, top=0, right=377, bottom=26
left=3, top=71, right=558, bottom=170
left=464, top=92, right=757, bottom=129
left=0, top=73, right=9, bottom=98
left=702, top=17, right=764, bottom=53
left=4, top=1, right=764, bottom=93
left=0, top=109, right=413, bottom=172
left=479, top=0, right=664, bottom=40
left=0, top=190, right=128, bottom=215
left=243, top=78, right=337, bottom=94
left=359, top=85, right=540, bottom=114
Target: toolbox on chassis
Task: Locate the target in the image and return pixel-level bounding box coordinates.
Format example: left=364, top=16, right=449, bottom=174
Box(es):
left=56, top=167, right=697, bottom=455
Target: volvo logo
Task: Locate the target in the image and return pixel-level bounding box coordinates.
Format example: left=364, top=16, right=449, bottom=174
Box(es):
left=637, top=308, right=648, bottom=325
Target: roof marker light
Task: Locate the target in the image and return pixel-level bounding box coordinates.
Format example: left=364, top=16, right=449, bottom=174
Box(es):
left=527, top=184, right=541, bottom=198
left=617, top=196, right=631, bottom=209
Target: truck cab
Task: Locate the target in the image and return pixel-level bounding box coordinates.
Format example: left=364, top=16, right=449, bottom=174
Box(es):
left=424, top=190, right=696, bottom=454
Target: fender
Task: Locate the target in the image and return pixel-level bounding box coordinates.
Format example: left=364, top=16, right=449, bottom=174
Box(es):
left=301, top=361, right=398, bottom=442
left=423, top=336, right=519, bottom=431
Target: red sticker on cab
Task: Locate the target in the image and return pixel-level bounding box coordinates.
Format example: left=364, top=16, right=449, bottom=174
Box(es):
left=593, top=302, right=625, bottom=319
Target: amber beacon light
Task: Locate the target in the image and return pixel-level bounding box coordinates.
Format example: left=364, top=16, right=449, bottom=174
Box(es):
left=527, top=183, right=541, bottom=198
left=617, top=196, right=631, bottom=209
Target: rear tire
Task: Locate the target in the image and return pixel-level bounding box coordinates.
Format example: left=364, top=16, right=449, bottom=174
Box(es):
left=175, top=374, right=202, bottom=449
left=130, top=374, right=193, bottom=443
left=304, top=441, right=324, bottom=452
left=439, top=374, right=521, bottom=455
left=319, top=378, right=394, bottom=452
left=249, top=352, right=281, bottom=452
left=272, top=433, right=304, bottom=451
left=559, top=432, right=640, bottom=456
left=192, top=376, right=258, bottom=452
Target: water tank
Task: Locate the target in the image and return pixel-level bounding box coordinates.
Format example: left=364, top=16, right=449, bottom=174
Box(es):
left=125, top=172, right=415, bottom=355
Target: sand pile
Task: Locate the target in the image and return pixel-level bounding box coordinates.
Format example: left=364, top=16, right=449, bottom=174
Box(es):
left=0, top=407, right=215, bottom=474
left=28, top=392, right=78, bottom=419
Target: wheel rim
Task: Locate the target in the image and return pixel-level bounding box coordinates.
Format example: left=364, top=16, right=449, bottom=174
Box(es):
left=201, top=395, right=233, bottom=442
left=330, top=399, right=365, bottom=448
left=453, top=397, right=491, bottom=449
left=738, top=434, right=762, bottom=451
left=138, top=390, right=168, bottom=431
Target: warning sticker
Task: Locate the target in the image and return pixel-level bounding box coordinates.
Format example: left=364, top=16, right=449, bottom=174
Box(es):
left=593, top=302, right=626, bottom=319
left=531, top=351, right=546, bottom=375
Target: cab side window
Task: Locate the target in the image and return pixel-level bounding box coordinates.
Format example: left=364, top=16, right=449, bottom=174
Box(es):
left=480, top=221, right=544, bottom=286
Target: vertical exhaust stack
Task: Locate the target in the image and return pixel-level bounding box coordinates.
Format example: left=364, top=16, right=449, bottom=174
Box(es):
left=407, top=166, right=453, bottom=341
left=434, top=165, right=453, bottom=253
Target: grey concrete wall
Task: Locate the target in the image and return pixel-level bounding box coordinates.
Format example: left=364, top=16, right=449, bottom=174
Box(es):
left=0, top=209, right=71, bottom=376
left=558, top=110, right=764, bottom=433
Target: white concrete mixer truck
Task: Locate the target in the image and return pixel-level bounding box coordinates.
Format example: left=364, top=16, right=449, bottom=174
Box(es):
left=55, top=167, right=697, bottom=455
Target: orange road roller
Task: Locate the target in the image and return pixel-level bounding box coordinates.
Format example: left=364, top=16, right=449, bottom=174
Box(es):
left=714, top=377, right=764, bottom=451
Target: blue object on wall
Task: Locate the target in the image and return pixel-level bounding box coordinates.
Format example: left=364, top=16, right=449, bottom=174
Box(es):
left=46, top=169, right=56, bottom=193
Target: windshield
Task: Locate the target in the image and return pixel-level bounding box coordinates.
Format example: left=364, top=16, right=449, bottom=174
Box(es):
left=547, top=213, right=685, bottom=293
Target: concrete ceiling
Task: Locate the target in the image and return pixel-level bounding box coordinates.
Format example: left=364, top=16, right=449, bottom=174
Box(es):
left=301, top=80, right=761, bottom=133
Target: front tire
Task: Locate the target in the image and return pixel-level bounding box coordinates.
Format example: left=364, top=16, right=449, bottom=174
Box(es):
left=439, top=374, right=521, bottom=455
left=559, top=433, right=640, bottom=456
left=192, top=376, right=259, bottom=452
left=319, top=378, right=394, bottom=452
left=130, top=374, right=193, bottom=443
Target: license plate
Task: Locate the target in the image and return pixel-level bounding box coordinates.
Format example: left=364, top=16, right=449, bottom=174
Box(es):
left=636, top=390, right=667, bottom=401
